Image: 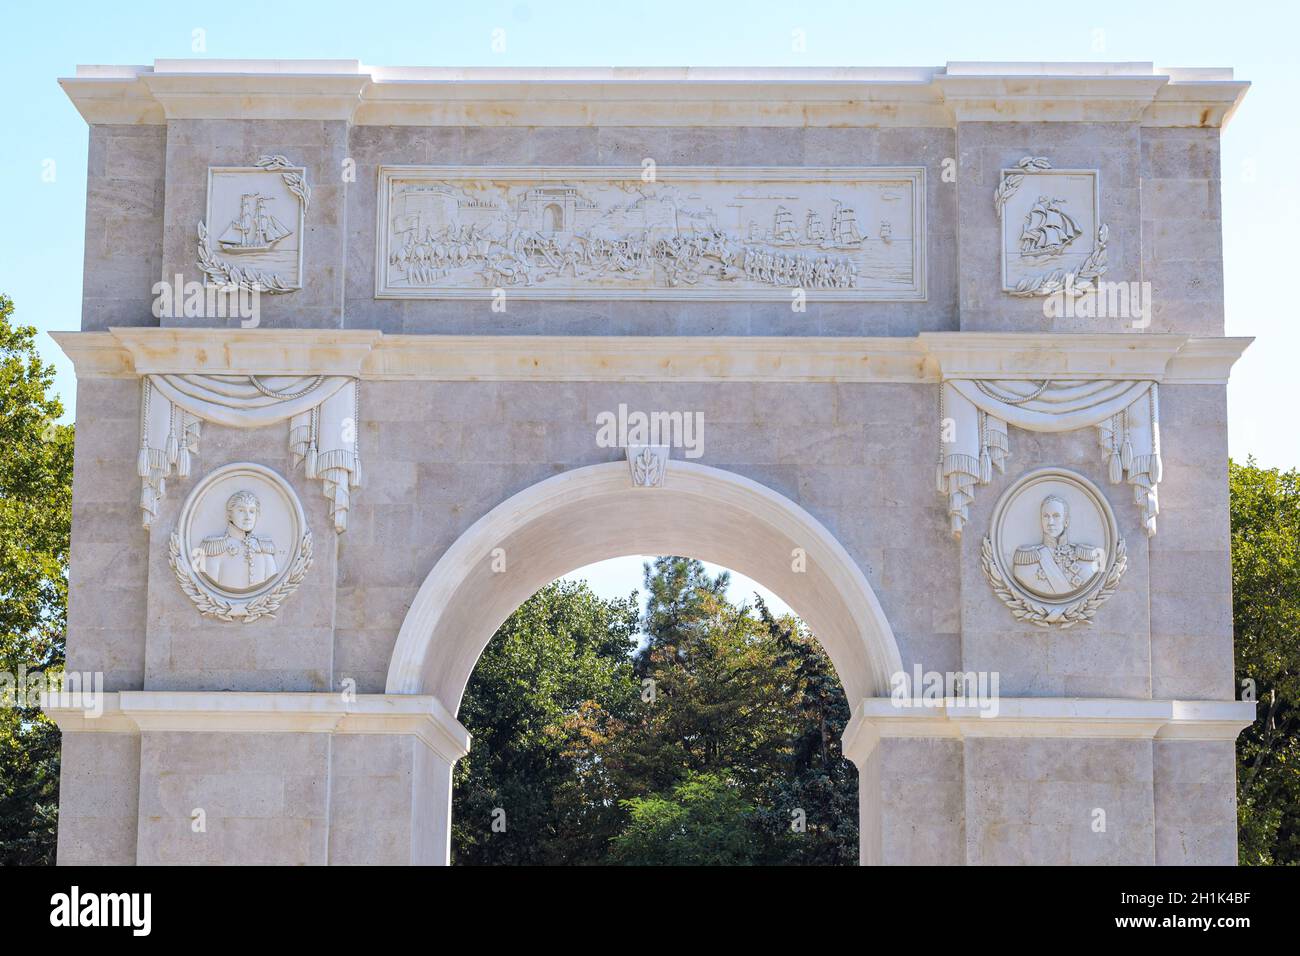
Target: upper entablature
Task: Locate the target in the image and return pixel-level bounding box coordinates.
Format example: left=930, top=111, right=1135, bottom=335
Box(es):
left=60, top=60, right=1248, bottom=128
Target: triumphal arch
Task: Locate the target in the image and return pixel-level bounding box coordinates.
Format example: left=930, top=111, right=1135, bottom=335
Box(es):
left=46, top=60, right=1256, bottom=865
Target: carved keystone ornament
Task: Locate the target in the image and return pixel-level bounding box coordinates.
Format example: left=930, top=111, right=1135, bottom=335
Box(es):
left=169, top=462, right=313, bottom=623
left=981, top=467, right=1127, bottom=628
left=627, top=445, right=669, bottom=488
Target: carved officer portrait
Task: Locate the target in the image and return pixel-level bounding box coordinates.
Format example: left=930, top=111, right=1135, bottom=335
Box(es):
left=1011, top=494, right=1106, bottom=599
left=169, top=463, right=312, bottom=624
left=982, top=468, right=1126, bottom=628
left=193, top=490, right=279, bottom=592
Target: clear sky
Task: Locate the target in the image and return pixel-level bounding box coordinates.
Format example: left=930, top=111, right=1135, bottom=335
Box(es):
left=1, top=0, right=1295, bottom=606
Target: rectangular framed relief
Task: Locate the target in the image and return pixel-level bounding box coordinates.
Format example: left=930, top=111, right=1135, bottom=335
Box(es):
left=375, top=166, right=926, bottom=301
left=202, top=162, right=307, bottom=292
left=998, top=164, right=1102, bottom=295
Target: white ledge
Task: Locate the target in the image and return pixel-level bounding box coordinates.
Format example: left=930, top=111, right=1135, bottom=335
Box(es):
left=51, top=329, right=1252, bottom=386
left=42, top=691, right=471, bottom=762
left=60, top=60, right=1248, bottom=128
left=841, top=697, right=1256, bottom=765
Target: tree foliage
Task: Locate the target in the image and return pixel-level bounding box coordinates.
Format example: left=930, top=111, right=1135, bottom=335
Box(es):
left=0, top=294, right=74, bottom=865
left=452, top=580, right=640, bottom=864
left=610, top=771, right=775, bottom=865
left=453, top=556, right=858, bottom=864
left=1232, top=457, right=1300, bottom=865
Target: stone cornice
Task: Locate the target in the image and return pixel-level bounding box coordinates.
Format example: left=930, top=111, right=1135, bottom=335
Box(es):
left=52, top=329, right=382, bottom=377
left=919, top=332, right=1253, bottom=383
left=52, top=329, right=1252, bottom=385
left=60, top=61, right=1248, bottom=129
left=42, top=691, right=472, bottom=762
left=841, top=697, right=1256, bottom=766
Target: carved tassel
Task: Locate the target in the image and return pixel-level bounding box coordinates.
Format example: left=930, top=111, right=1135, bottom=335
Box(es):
left=935, top=383, right=947, bottom=496
left=351, top=380, right=362, bottom=490
left=1150, top=383, right=1163, bottom=483
left=165, top=403, right=179, bottom=464
left=305, top=405, right=319, bottom=478
left=157, top=476, right=166, bottom=498
left=138, top=377, right=152, bottom=477
left=178, top=447, right=191, bottom=478
left=1120, top=405, right=1133, bottom=470
left=1109, top=450, right=1123, bottom=485
left=978, top=410, right=992, bottom=484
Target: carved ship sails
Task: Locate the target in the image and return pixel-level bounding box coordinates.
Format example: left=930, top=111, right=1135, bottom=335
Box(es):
left=829, top=200, right=863, bottom=246
left=218, top=194, right=291, bottom=253
left=805, top=210, right=826, bottom=242
left=1019, top=197, right=1082, bottom=258
left=772, top=206, right=798, bottom=243
left=879, top=221, right=893, bottom=243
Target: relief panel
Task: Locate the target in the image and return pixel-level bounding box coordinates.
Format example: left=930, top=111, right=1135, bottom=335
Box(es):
left=375, top=165, right=926, bottom=301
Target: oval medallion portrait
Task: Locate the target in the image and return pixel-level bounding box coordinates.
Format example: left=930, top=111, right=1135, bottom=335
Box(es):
left=168, top=462, right=313, bottom=623
left=981, top=467, right=1127, bottom=628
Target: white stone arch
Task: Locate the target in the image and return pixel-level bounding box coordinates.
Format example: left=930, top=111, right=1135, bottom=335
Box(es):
left=386, top=461, right=903, bottom=712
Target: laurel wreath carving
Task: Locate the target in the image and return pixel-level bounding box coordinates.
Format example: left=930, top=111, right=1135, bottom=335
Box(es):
left=169, top=530, right=313, bottom=624
left=994, top=156, right=1053, bottom=219
left=255, top=155, right=311, bottom=210
left=1009, top=224, right=1109, bottom=298
left=980, top=534, right=1127, bottom=629
left=196, top=221, right=297, bottom=294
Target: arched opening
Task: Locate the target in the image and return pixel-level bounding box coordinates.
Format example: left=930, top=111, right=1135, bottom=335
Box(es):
left=453, top=556, right=860, bottom=864
left=387, top=462, right=901, bottom=706
left=542, top=202, right=564, bottom=234
left=387, top=461, right=902, bottom=863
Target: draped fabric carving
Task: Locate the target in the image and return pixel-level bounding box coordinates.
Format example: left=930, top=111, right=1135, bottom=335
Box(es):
left=138, top=374, right=361, bottom=533
left=938, top=379, right=1161, bottom=538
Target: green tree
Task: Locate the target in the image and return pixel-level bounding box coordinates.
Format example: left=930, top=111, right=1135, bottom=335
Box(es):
left=610, top=771, right=781, bottom=865
left=753, top=599, right=859, bottom=865
left=454, top=557, right=860, bottom=865
left=0, top=294, right=75, bottom=865
left=1231, top=457, right=1300, bottom=864
left=580, top=557, right=859, bottom=863
left=452, top=579, right=639, bottom=864
left=592, top=558, right=803, bottom=800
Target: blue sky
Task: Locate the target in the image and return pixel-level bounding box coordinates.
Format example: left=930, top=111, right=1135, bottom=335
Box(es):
left=1, top=0, right=1295, bottom=608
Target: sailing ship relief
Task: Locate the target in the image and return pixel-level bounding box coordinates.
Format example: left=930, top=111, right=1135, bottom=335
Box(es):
left=998, top=164, right=1101, bottom=294
left=375, top=166, right=926, bottom=301
left=199, top=160, right=307, bottom=292
left=218, top=194, right=292, bottom=253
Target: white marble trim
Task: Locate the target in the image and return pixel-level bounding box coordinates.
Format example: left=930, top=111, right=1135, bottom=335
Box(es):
left=52, top=330, right=1252, bottom=385
left=840, top=697, right=1256, bottom=766
left=59, top=62, right=1249, bottom=129
left=41, top=691, right=472, bottom=762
